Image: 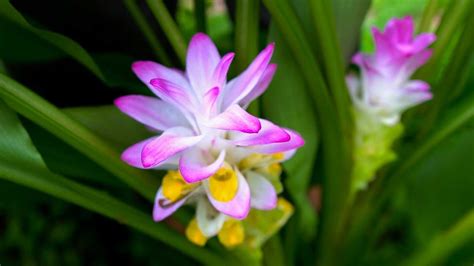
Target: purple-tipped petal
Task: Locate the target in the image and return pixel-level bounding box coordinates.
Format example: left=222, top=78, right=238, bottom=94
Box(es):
left=252, top=129, right=305, bottom=154
left=240, top=64, right=277, bottom=107
left=150, top=78, right=196, bottom=111
left=141, top=127, right=203, bottom=168
left=115, top=95, right=188, bottom=131
left=186, top=33, right=221, bottom=94
left=232, top=119, right=290, bottom=146
left=132, top=61, right=190, bottom=92
left=213, top=52, right=235, bottom=90
left=206, top=169, right=251, bottom=219
left=410, top=33, right=436, bottom=54
left=205, top=104, right=261, bottom=133
left=222, top=43, right=275, bottom=109
left=247, top=172, right=277, bottom=210
left=203, top=87, right=220, bottom=116
left=153, top=187, right=191, bottom=221
left=121, top=137, right=154, bottom=168
left=179, top=149, right=226, bottom=183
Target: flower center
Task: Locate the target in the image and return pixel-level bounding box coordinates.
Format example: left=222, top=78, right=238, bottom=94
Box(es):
left=209, top=165, right=238, bottom=202
left=162, top=171, right=198, bottom=202
left=218, top=219, right=244, bottom=248
left=185, top=218, right=207, bottom=246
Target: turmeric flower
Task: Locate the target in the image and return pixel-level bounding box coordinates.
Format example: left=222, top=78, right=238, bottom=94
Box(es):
left=347, top=16, right=436, bottom=125
left=115, top=33, right=303, bottom=246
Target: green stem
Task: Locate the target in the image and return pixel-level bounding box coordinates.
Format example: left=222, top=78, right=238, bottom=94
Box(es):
left=417, top=11, right=474, bottom=137
left=403, top=210, right=474, bottom=266
left=234, top=0, right=260, bottom=72
left=417, top=0, right=440, bottom=32
left=0, top=73, right=158, bottom=200
left=416, top=0, right=472, bottom=81
left=123, top=0, right=172, bottom=65
left=195, top=0, right=207, bottom=33
left=235, top=0, right=260, bottom=115
left=263, top=235, right=286, bottom=266
left=146, top=0, right=187, bottom=64
left=262, top=0, right=352, bottom=263
left=0, top=167, right=225, bottom=265
left=308, top=0, right=352, bottom=136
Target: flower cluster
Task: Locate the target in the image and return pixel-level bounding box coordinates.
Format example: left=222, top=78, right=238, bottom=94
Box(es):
left=347, top=16, right=436, bottom=125
left=115, top=33, right=304, bottom=247
left=348, top=17, right=436, bottom=191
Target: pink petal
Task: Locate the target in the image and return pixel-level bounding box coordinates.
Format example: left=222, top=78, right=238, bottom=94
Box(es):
left=153, top=187, right=191, bottom=221
left=141, top=127, right=203, bottom=168
left=179, top=149, right=226, bottom=183
left=150, top=78, right=196, bottom=112
left=247, top=172, right=277, bottom=210
left=232, top=119, right=290, bottom=146
left=186, top=33, right=221, bottom=94
left=203, top=87, right=220, bottom=116
left=206, top=169, right=250, bottom=219
left=212, top=53, right=235, bottom=90
left=222, top=43, right=275, bottom=109
left=240, top=64, right=277, bottom=107
left=132, top=61, right=190, bottom=92
left=205, top=104, right=261, bottom=133
left=114, top=95, right=188, bottom=131
left=121, top=137, right=154, bottom=169
left=251, top=129, right=305, bottom=154
left=409, top=33, right=436, bottom=54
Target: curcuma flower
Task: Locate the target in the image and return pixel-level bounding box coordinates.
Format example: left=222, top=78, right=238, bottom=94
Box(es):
left=348, top=17, right=436, bottom=192
left=347, top=16, right=436, bottom=125
left=115, top=33, right=304, bottom=247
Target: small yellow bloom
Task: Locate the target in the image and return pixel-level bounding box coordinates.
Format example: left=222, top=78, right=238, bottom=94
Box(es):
left=162, top=171, right=197, bottom=202
left=238, top=153, right=264, bottom=170
left=218, top=219, right=245, bottom=248
left=185, top=218, right=207, bottom=246
left=271, top=152, right=285, bottom=161
left=258, top=163, right=282, bottom=178
left=209, top=164, right=238, bottom=202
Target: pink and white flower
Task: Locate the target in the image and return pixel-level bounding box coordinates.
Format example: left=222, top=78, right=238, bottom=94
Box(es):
left=347, top=16, right=436, bottom=125
left=115, top=33, right=304, bottom=243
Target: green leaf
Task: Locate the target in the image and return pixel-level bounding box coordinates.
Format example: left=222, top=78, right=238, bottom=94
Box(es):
left=0, top=100, right=225, bottom=265
left=0, top=1, right=147, bottom=92
left=146, top=0, right=187, bottom=64
left=64, top=105, right=153, bottom=150
left=332, top=0, right=371, bottom=65
left=403, top=210, right=474, bottom=266
left=263, top=24, right=319, bottom=240
left=234, top=0, right=261, bottom=115
left=0, top=0, right=104, bottom=79
left=123, top=0, right=172, bottom=65
left=263, top=2, right=354, bottom=265
left=396, top=118, right=474, bottom=245
left=0, top=73, right=158, bottom=200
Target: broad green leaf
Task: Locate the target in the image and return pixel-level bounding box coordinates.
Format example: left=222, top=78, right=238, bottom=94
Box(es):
left=0, top=73, right=158, bottom=200
left=331, top=0, right=371, bottom=65
left=0, top=99, right=225, bottom=265
left=0, top=1, right=147, bottom=92
left=264, top=24, right=319, bottom=240
left=0, top=0, right=104, bottom=79
left=396, top=118, right=474, bottom=244
left=64, top=105, right=153, bottom=150
left=23, top=120, right=118, bottom=187
left=22, top=105, right=154, bottom=186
